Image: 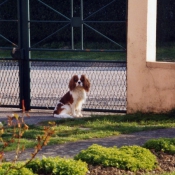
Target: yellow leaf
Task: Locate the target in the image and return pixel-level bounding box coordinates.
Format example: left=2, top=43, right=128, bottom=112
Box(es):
left=21, top=145, right=25, bottom=152
left=0, top=122, right=3, bottom=129
left=18, top=123, right=21, bottom=128
left=0, top=152, right=4, bottom=160
left=0, top=137, right=3, bottom=143
left=13, top=113, right=19, bottom=120
left=24, top=124, right=29, bottom=130
left=36, top=136, right=42, bottom=142
left=0, top=129, right=4, bottom=135
left=36, top=143, right=42, bottom=150
left=48, top=121, right=56, bottom=126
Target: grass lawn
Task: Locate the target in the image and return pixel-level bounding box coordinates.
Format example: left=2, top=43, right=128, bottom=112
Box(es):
left=2, top=40, right=175, bottom=62
left=1, top=111, right=175, bottom=152
left=1, top=46, right=175, bottom=61
left=157, top=44, right=175, bottom=62
left=0, top=50, right=126, bottom=61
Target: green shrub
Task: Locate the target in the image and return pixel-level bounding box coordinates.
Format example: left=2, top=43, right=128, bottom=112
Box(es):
left=26, top=156, right=88, bottom=175
left=74, top=144, right=157, bottom=172
left=0, top=162, right=35, bottom=175
left=143, top=138, right=175, bottom=154
left=25, top=158, right=41, bottom=174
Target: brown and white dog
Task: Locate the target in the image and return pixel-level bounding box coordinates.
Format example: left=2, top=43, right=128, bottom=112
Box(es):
left=53, top=75, right=90, bottom=118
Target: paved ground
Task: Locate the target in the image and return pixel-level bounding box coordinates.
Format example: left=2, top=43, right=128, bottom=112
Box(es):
left=0, top=108, right=175, bottom=161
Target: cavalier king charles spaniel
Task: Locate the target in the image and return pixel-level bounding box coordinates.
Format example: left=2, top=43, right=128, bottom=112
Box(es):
left=53, top=75, right=90, bottom=118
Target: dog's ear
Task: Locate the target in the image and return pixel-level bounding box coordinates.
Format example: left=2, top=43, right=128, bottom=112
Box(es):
left=69, top=75, right=77, bottom=90
left=82, top=75, right=90, bottom=92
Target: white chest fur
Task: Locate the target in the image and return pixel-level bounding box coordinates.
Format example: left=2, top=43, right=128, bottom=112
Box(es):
left=69, top=87, right=87, bottom=117
left=71, top=87, right=86, bottom=102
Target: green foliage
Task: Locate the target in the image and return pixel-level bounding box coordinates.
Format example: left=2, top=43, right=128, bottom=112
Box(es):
left=26, top=156, right=88, bottom=175
left=0, top=162, right=35, bottom=175
left=0, top=157, right=88, bottom=175
left=2, top=113, right=175, bottom=152
left=74, top=144, right=157, bottom=172
left=0, top=112, right=56, bottom=175
left=157, top=43, right=175, bottom=62
left=25, top=158, right=41, bottom=174
left=144, top=138, right=175, bottom=154
left=30, top=51, right=126, bottom=61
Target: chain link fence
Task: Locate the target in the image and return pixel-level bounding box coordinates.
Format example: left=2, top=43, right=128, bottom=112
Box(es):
left=30, top=61, right=126, bottom=112
left=0, top=59, right=126, bottom=112
left=0, top=0, right=127, bottom=112
left=0, top=60, right=20, bottom=107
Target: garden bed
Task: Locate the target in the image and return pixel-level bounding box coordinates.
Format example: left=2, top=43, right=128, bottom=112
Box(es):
left=88, top=150, right=175, bottom=175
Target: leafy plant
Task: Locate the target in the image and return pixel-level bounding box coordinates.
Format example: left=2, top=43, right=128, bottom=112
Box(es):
left=26, top=156, right=88, bottom=175
left=144, top=138, right=175, bottom=154
left=1, top=112, right=175, bottom=152
left=74, top=144, right=158, bottom=172
left=0, top=100, right=55, bottom=175
left=0, top=100, right=31, bottom=163
left=0, top=162, right=35, bottom=175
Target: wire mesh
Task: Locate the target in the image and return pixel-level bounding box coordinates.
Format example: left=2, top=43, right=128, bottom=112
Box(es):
left=30, top=61, right=126, bottom=112
left=0, top=0, right=127, bottom=112
left=0, top=60, right=20, bottom=107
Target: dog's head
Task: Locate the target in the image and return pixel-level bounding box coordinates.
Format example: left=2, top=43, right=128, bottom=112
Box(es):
left=69, top=75, right=90, bottom=92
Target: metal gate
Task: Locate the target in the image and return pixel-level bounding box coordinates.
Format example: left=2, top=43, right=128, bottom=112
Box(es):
left=0, top=0, right=127, bottom=113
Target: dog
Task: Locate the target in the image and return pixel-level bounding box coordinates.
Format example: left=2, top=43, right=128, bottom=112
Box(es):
left=53, top=74, right=90, bottom=118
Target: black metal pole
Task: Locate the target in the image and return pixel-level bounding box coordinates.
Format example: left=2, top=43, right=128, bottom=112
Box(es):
left=18, top=0, right=31, bottom=111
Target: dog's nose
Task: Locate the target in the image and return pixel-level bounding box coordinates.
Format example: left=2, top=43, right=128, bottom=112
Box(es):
left=78, top=81, right=81, bottom=84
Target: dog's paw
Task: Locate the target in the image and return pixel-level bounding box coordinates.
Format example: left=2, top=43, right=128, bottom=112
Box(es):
left=73, top=114, right=81, bottom=118
left=75, top=113, right=83, bottom=118
left=54, top=114, right=73, bottom=118
left=78, top=113, right=83, bottom=117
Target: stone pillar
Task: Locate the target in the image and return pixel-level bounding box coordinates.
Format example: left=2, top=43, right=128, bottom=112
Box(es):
left=127, top=0, right=175, bottom=113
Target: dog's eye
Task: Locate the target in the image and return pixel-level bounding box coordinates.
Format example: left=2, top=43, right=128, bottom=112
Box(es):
left=74, top=77, right=78, bottom=82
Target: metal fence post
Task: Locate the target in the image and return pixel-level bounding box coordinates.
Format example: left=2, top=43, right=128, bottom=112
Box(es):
left=18, top=0, right=31, bottom=110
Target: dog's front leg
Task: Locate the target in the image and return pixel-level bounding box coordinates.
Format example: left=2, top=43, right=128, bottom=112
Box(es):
left=76, top=109, right=83, bottom=117
left=70, top=104, right=77, bottom=117
left=76, top=102, right=83, bottom=117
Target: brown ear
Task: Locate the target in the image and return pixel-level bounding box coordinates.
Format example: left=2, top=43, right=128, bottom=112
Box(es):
left=69, top=75, right=76, bottom=90
left=83, top=75, right=90, bottom=92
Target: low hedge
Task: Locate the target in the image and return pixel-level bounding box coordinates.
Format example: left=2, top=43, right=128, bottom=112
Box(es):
left=0, top=162, right=35, bottom=175
left=0, top=144, right=161, bottom=174
left=144, top=138, right=175, bottom=154
left=0, top=157, right=88, bottom=175
left=74, top=144, right=158, bottom=172
left=26, top=156, right=88, bottom=175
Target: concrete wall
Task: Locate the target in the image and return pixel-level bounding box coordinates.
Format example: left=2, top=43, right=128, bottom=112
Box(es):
left=127, top=0, right=175, bottom=113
